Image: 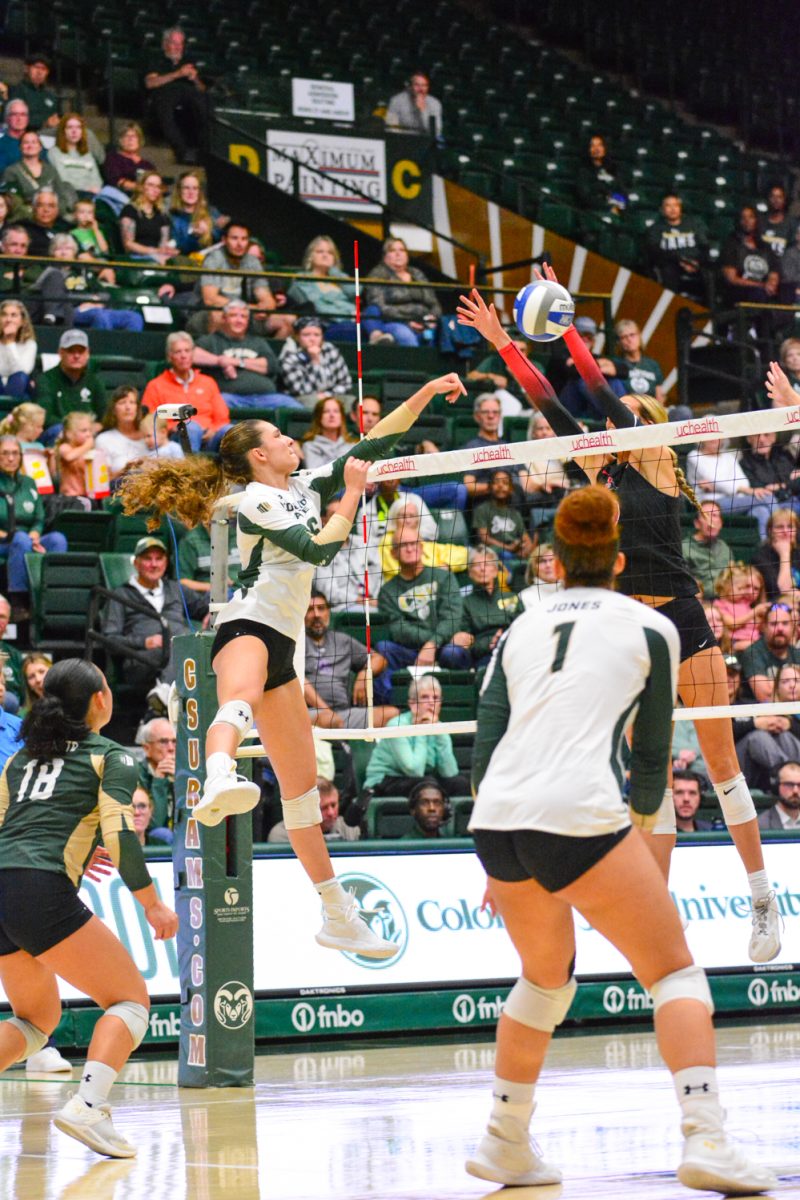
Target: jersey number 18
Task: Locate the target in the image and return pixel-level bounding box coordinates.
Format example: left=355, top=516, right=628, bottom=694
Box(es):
left=15, top=758, right=65, bottom=802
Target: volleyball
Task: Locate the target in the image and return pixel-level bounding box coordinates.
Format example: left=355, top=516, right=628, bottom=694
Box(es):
left=513, top=280, right=575, bottom=342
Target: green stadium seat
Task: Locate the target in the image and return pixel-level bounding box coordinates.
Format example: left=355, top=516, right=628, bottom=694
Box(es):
left=537, top=198, right=578, bottom=239
left=51, top=509, right=115, bottom=554
left=25, top=552, right=102, bottom=654
left=434, top=508, right=470, bottom=545
left=452, top=795, right=474, bottom=837
left=329, top=610, right=388, bottom=647
left=100, top=552, right=135, bottom=591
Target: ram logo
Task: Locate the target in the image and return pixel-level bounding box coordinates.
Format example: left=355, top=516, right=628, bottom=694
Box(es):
left=213, top=981, right=253, bottom=1029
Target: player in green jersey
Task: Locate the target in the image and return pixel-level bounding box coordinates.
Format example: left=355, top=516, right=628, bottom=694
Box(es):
left=0, top=658, right=177, bottom=1158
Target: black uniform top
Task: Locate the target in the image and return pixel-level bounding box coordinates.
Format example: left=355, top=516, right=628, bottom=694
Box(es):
left=606, top=462, right=698, bottom=598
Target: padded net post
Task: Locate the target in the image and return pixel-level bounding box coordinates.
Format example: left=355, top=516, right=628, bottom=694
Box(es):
left=173, top=632, right=255, bottom=1087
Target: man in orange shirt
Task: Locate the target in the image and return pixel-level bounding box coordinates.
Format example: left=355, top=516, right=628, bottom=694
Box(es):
left=142, top=331, right=232, bottom=451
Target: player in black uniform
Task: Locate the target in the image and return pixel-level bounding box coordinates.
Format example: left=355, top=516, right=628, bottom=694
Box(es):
left=0, top=658, right=178, bottom=1158
left=457, top=284, right=780, bottom=964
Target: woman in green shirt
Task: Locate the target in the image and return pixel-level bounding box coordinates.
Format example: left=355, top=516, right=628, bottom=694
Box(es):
left=0, top=435, right=67, bottom=612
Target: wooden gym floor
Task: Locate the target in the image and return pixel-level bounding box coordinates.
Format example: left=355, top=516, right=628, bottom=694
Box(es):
left=1, top=1022, right=799, bottom=1200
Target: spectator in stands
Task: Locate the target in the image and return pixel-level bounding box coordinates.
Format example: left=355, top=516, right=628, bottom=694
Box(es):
left=467, top=327, right=528, bottom=416
left=0, top=669, right=21, bottom=759
left=0, top=594, right=23, bottom=711
left=737, top=664, right=800, bottom=794
left=374, top=525, right=469, bottom=702
left=0, top=194, right=13, bottom=244
left=140, top=410, right=183, bottom=462
left=519, top=541, right=563, bottom=609
left=269, top=776, right=361, bottom=843
left=779, top=228, right=800, bottom=306
left=178, top=518, right=239, bottom=597
left=120, top=171, right=172, bottom=264
left=521, top=411, right=573, bottom=533
left=0, top=299, right=35, bottom=398
left=775, top=340, right=800, bottom=402
left=30, top=232, right=145, bottom=332
left=750, top=508, right=800, bottom=604
left=300, top=396, right=357, bottom=470
left=34, top=328, right=106, bottom=441
left=462, top=392, right=512, bottom=499
left=459, top=545, right=519, bottom=666
left=739, top=429, right=799, bottom=531
left=551, top=315, right=628, bottom=420
left=2, top=129, right=73, bottom=214
left=0, top=435, right=67, bottom=616
left=280, top=316, right=354, bottom=409
left=304, top=590, right=397, bottom=729
left=8, top=54, right=59, bottom=131
left=47, top=114, right=103, bottom=197
left=287, top=236, right=397, bottom=344
left=351, top=394, right=381, bottom=435
left=0, top=100, right=29, bottom=174
left=576, top=134, right=627, bottom=216
left=385, top=71, right=442, bottom=138
left=20, top=186, right=70, bottom=256
left=70, top=198, right=109, bottom=257
left=673, top=770, right=714, bottom=833
left=364, top=674, right=467, bottom=796
left=646, top=192, right=708, bottom=300
left=168, top=170, right=228, bottom=255
left=364, top=237, right=441, bottom=347
left=198, top=222, right=281, bottom=335
left=101, top=534, right=207, bottom=695
left=144, top=26, right=209, bottom=164
left=137, top=716, right=176, bottom=832
left=378, top=494, right=467, bottom=580
left=757, top=757, right=800, bottom=832
left=473, top=468, right=531, bottom=563
left=681, top=500, right=733, bottom=598
left=101, top=122, right=156, bottom=206
left=720, top=205, right=780, bottom=309
left=759, top=184, right=796, bottom=260
left=613, top=319, right=665, bottom=401
left=130, top=788, right=168, bottom=847
left=714, top=562, right=765, bottom=652
left=313, top=498, right=373, bottom=608
left=0, top=226, right=37, bottom=294
left=685, top=436, right=773, bottom=537
left=54, top=410, right=94, bottom=499
left=20, top=651, right=50, bottom=712
left=95, top=385, right=147, bottom=482
left=142, top=331, right=232, bottom=453
left=739, top=602, right=800, bottom=701
left=0, top=401, right=46, bottom=448
left=403, top=778, right=450, bottom=839
left=193, top=298, right=300, bottom=410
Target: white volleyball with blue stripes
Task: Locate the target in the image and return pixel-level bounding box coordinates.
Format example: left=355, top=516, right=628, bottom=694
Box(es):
left=513, top=280, right=575, bottom=342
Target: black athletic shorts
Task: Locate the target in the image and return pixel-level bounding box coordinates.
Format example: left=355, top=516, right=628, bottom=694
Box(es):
left=0, top=868, right=93, bottom=957
left=211, top=619, right=297, bottom=692
left=655, top=595, right=717, bottom=663
left=472, top=826, right=631, bottom=892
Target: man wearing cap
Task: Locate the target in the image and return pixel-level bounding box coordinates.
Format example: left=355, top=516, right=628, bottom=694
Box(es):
left=192, top=300, right=302, bottom=410
left=34, top=329, right=107, bottom=443
left=101, top=536, right=208, bottom=695
left=0, top=99, right=29, bottom=174
left=8, top=55, right=60, bottom=130
left=141, top=331, right=232, bottom=452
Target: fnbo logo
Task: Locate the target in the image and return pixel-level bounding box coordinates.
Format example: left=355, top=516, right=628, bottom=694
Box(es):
left=336, top=872, right=407, bottom=969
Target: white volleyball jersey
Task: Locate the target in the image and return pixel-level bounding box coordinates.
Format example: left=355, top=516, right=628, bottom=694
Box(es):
left=470, top=587, right=679, bottom=837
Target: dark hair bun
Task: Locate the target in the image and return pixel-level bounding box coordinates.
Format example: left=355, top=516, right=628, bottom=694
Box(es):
left=554, top=485, right=619, bottom=549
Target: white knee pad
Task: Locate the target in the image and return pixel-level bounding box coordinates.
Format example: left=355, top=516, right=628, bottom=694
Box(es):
left=651, top=787, right=677, bottom=835
left=714, top=774, right=756, bottom=826
left=282, top=786, right=322, bottom=830
left=6, top=1017, right=48, bottom=1062
left=106, top=1001, right=149, bottom=1050
left=649, top=965, right=714, bottom=1016
left=503, top=975, right=577, bottom=1033
left=208, top=700, right=254, bottom=745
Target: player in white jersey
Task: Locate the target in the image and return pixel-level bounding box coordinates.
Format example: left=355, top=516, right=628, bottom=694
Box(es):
left=118, top=374, right=465, bottom=958
left=466, top=486, right=776, bottom=1196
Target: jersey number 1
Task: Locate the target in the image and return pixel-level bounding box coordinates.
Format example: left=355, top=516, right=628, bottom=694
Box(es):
left=16, top=758, right=65, bottom=802
left=550, top=622, right=575, bottom=673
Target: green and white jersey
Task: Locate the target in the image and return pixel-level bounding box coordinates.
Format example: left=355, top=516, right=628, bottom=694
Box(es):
left=217, top=427, right=403, bottom=642
left=0, top=732, right=151, bottom=890
left=470, top=588, right=678, bottom=836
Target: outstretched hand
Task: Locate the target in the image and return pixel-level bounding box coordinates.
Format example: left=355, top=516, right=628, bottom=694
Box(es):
left=456, top=288, right=508, bottom=346
left=427, top=373, right=467, bottom=405
left=532, top=261, right=561, bottom=286
left=766, top=361, right=798, bottom=409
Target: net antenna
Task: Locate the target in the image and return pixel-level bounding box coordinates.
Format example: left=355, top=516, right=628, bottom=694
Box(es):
left=353, top=239, right=375, bottom=735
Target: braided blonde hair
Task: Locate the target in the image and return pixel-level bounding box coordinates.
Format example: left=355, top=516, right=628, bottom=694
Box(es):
left=628, top=392, right=701, bottom=510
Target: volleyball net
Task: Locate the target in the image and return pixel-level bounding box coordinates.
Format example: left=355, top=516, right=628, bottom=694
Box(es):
left=225, top=400, right=800, bottom=751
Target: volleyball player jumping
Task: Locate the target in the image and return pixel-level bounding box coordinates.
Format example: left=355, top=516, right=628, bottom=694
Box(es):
left=466, top=486, right=776, bottom=1194
left=458, top=285, right=780, bottom=963
left=0, top=659, right=178, bottom=1158
left=118, top=376, right=465, bottom=958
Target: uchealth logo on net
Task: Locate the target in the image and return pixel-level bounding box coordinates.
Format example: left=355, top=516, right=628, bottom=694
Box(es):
left=336, top=873, right=408, bottom=969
